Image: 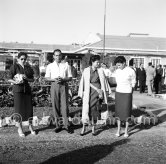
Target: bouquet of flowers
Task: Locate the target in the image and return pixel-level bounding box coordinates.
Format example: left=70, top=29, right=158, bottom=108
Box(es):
left=13, top=74, right=24, bottom=84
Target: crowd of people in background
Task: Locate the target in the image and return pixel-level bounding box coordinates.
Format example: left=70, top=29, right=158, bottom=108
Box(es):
left=101, top=60, right=166, bottom=96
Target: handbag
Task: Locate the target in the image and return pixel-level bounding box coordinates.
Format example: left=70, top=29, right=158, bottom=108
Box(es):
left=108, top=76, right=117, bottom=87
left=90, top=83, right=104, bottom=99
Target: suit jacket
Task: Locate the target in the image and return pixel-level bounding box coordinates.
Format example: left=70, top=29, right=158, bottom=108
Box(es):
left=137, top=68, right=146, bottom=82
left=78, top=67, right=111, bottom=123
left=155, top=67, right=163, bottom=81
left=146, top=66, right=156, bottom=81
left=133, top=67, right=139, bottom=80
left=9, top=63, right=33, bottom=93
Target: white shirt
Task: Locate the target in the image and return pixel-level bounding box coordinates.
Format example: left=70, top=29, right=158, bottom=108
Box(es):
left=40, top=66, right=46, bottom=73
left=45, top=61, right=72, bottom=79
left=114, top=66, right=136, bottom=93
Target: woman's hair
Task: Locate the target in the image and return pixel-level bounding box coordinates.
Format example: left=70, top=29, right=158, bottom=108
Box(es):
left=18, top=52, right=28, bottom=59
left=114, top=56, right=126, bottom=65
left=89, top=55, right=101, bottom=66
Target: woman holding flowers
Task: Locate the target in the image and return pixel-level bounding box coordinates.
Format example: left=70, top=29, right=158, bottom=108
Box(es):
left=8, top=52, right=36, bottom=137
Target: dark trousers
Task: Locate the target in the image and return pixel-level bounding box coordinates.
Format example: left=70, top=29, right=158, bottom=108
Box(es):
left=51, top=82, right=69, bottom=128
left=134, top=79, right=138, bottom=91
left=154, top=80, right=162, bottom=94
left=139, top=80, right=145, bottom=93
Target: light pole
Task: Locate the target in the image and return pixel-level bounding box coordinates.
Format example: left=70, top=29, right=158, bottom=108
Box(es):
left=103, top=0, right=107, bottom=62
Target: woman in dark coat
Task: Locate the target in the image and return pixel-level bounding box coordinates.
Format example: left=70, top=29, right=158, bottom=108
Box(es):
left=8, top=52, right=36, bottom=137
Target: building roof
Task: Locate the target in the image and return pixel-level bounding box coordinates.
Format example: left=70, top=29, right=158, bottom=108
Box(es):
left=1, top=34, right=166, bottom=56
left=74, top=34, right=166, bottom=56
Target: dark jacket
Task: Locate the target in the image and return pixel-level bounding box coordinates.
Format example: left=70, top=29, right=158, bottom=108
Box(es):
left=137, top=68, right=146, bottom=82
left=9, top=63, right=34, bottom=93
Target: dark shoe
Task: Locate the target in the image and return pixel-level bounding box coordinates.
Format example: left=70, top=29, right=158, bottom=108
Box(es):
left=92, top=132, right=97, bottom=136
left=80, top=133, right=86, bottom=136
left=54, top=127, right=62, bottom=133
left=65, top=127, right=74, bottom=134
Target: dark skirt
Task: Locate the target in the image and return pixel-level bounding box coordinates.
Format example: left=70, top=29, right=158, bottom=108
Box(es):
left=115, top=92, right=132, bottom=122
left=14, top=92, right=33, bottom=121
left=89, top=83, right=101, bottom=122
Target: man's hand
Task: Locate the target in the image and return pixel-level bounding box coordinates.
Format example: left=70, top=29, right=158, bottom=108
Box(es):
left=22, top=74, right=27, bottom=80
left=56, top=77, right=64, bottom=83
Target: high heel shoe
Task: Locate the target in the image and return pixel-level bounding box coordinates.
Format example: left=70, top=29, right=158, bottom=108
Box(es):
left=92, top=126, right=96, bottom=136
left=92, top=131, right=97, bottom=136
left=80, top=132, right=86, bottom=136
left=18, top=129, right=25, bottom=137
left=31, top=131, right=36, bottom=135
left=124, top=133, right=129, bottom=138
left=115, top=133, right=120, bottom=137
left=29, top=125, right=36, bottom=135
left=80, top=127, right=86, bottom=136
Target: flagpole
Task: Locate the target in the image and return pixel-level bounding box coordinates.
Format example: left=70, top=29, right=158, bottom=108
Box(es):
left=103, top=0, right=106, bottom=62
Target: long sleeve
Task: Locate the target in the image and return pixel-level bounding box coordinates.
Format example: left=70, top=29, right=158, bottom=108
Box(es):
left=131, top=69, right=136, bottom=88
left=45, top=64, right=51, bottom=78
left=78, top=72, right=84, bottom=98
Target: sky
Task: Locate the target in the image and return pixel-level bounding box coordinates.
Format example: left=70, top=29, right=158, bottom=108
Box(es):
left=0, top=0, right=166, bottom=44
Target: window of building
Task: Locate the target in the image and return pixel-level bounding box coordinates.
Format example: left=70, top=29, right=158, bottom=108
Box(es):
left=68, top=59, right=81, bottom=71
left=151, top=58, right=161, bottom=67
left=0, top=62, right=5, bottom=71
left=131, top=57, right=145, bottom=68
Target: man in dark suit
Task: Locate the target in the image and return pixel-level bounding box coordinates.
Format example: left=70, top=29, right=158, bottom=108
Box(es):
left=129, top=59, right=138, bottom=91
left=154, top=64, right=163, bottom=94
left=71, top=62, right=78, bottom=78
left=137, top=63, right=146, bottom=93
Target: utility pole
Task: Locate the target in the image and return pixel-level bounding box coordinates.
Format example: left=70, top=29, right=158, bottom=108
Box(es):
left=103, top=0, right=106, bottom=62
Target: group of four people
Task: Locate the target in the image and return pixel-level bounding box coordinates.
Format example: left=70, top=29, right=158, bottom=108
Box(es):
left=9, top=50, right=136, bottom=138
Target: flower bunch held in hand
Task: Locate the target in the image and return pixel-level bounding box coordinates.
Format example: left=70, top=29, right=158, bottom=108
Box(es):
left=13, top=74, right=25, bottom=84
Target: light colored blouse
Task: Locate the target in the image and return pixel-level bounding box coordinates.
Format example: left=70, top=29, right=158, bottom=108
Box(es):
left=45, top=61, right=72, bottom=79
left=114, top=66, right=136, bottom=93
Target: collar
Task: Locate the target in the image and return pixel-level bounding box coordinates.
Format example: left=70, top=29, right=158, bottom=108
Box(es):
left=90, top=66, right=97, bottom=73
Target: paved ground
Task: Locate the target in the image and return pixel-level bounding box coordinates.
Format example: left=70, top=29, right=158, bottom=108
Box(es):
left=0, top=90, right=166, bottom=164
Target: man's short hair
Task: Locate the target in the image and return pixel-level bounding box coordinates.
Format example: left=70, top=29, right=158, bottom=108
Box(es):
left=148, top=62, right=152, bottom=66
left=53, top=49, right=62, bottom=54
left=129, top=59, right=134, bottom=66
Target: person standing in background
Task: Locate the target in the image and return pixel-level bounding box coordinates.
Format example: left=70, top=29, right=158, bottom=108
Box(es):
left=32, top=60, right=40, bottom=79
left=40, top=62, right=47, bottom=77
left=137, top=63, right=146, bottom=93
left=45, top=49, right=73, bottom=134
left=129, top=59, right=138, bottom=91
left=101, top=63, right=112, bottom=78
left=71, top=62, right=78, bottom=78
left=146, top=62, right=156, bottom=96
left=154, top=64, right=163, bottom=94
left=163, top=65, right=166, bottom=86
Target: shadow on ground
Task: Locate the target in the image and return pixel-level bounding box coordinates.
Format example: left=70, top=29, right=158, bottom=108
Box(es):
left=41, top=139, right=130, bottom=164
